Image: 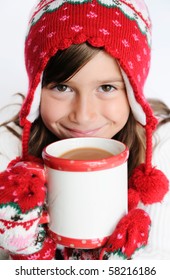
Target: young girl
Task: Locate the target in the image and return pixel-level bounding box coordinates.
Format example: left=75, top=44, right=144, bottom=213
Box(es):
left=0, top=0, right=170, bottom=260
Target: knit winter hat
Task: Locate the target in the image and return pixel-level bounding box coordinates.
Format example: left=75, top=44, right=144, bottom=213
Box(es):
left=22, top=0, right=152, bottom=127
left=20, top=0, right=168, bottom=204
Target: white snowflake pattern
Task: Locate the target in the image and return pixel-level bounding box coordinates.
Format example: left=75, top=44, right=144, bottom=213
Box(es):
left=87, top=11, right=98, bottom=18
left=98, top=0, right=151, bottom=45
left=122, top=39, right=129, bottom=47
left=71, top=25, right=83, bottom=32
left=40, top=51, right=47, bottom=58
left=137, top=242, right=142, bottom=248
left=99, top=28, right=110, bottom=35
left=27, top=0, right=151, bottom=46
left=112, top=20, right=121, bottom=27
left=143, top=48, right=147, bottom=55
left=136, top=54, right=141, bottom=62
left=128, top=61, right=133, bottom=69
left=39, top=25, right=46, bottom=33
left=137, top=74, right=141, bottom=82
left=60, top=15, right=70, bottom=21
left=132, top=34, right=139, bottom=41
left=27, top=39, right=32, bottom=46
left=47, top=31, right=56, bottom=38
left=117, top=233, right=123, bottom=239
left=33, top=45, right=38, bottom=53
left=30, top=67, right=34, bottom=74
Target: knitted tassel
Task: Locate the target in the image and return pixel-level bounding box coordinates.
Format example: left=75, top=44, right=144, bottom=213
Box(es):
left=129, top=124, right=169, bottom=205
left=128, top=188, right=140, bottom=211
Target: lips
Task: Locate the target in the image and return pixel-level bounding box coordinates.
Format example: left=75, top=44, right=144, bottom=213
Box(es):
left=62, top=126, right=103, bottom=137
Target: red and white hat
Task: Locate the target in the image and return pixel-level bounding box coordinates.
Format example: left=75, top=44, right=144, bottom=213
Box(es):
left=22, top=0, right=152, bottom=126
left=20, top=0, right=168, bottom=204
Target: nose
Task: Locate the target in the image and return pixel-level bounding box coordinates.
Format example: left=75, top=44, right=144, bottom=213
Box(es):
left=68, top=94, right=98, bottom=124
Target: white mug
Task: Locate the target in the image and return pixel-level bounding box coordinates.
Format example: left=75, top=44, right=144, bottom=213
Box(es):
left=42, top=137, right=129, bottom=249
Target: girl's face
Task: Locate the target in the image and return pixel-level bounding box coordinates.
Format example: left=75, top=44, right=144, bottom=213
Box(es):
left=40, top=51, right=130, bottom=139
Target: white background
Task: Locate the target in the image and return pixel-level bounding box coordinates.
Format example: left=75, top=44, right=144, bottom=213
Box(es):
left=0, top=0, right=170, bottom=117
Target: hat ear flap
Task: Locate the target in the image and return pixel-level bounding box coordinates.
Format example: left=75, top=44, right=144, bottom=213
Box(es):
left=120, top=69, right=146, bottom=126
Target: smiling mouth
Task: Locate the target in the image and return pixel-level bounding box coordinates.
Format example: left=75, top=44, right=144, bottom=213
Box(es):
left=63, top=126, right=104, bottom=137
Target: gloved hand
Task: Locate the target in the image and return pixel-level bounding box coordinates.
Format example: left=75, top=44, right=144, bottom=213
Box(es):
left=0, top=157, right=56, bottom=259
left=100, top=208, right=151, bottom=259
left=10, top=234, right=56, bottom=260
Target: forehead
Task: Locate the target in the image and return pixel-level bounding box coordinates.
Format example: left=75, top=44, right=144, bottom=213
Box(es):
left=66, top=51, right=123, bottom=84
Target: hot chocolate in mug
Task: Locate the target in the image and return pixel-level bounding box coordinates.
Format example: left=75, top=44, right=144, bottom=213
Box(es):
left=42, top=137, right=129, bottom=249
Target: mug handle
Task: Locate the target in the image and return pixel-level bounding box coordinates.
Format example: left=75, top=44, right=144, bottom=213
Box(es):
left=39, top=211, right=50, bottom=224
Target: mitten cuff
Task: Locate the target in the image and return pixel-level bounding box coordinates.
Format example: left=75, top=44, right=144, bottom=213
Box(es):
left=10, top=236, right=56, bottom=260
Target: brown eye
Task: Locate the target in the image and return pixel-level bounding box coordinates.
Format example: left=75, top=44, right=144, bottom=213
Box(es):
left=99, top=85, right=115, bottom=92
left=55, top=84, right=69, bottom=92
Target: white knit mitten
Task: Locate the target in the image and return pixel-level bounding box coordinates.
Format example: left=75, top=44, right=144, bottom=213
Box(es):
left=0, top=158, right=56, bottom=259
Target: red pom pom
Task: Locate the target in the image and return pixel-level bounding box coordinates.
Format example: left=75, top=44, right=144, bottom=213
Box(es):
left=129, top=164, right=169, bottom=205
left=128, top=188, right=140, bottom=211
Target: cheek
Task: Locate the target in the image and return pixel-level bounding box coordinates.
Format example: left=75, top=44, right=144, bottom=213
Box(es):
left=103, top=95, right=130, bottom=124
left=40, top=97, right=64, bottom=124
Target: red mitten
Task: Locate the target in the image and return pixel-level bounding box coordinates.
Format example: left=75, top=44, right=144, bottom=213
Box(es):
left=100, top=209, right=151, bottom=259
left=0, top=158, right=50, bottom=256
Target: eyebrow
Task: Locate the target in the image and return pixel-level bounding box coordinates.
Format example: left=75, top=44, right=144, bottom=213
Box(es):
left=95, top=78, right=124, bottom=84
left=62, top=78, right=125, bottom=87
